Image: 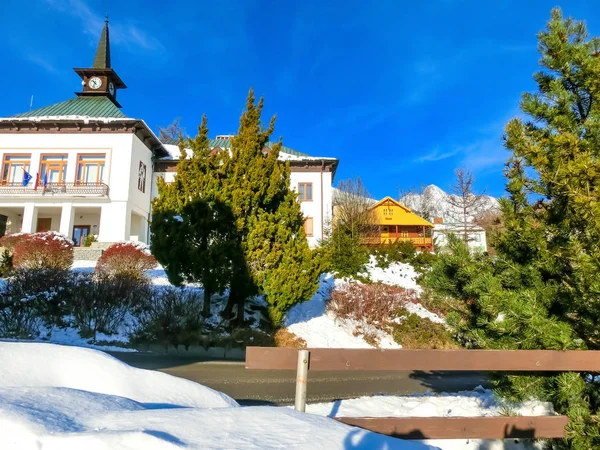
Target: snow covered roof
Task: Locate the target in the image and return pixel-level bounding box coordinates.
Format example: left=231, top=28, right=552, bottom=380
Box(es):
left=160, top=138, right=337, bottom=162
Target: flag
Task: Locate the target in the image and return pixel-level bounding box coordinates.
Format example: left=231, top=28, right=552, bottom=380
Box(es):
left=23, top=171, right=32, bottom=186
left=43, top=172, right=48, bottom=187
left=34, top=173, right=40, bottom=191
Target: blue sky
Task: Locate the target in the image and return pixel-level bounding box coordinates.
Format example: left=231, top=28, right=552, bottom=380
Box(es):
left=1, top=0, right=599, bottom=199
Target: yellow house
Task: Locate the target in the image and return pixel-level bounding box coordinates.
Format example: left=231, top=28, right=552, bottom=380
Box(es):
left=365, top=197, right=434, bottom=251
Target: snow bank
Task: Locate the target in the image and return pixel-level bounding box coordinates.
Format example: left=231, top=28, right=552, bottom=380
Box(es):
left=0, top=342, right=237, bottom=409
left=364, top=255, right=422, bottom=291
left=0, top=388, right=438, bottom=450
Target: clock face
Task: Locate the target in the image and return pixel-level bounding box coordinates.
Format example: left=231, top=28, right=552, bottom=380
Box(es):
left=108, top=82, right=115, bottom=96
left=89, top=77, right=102, bottom=89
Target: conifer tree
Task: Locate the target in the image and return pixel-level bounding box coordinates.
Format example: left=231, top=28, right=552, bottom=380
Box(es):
left=152, top=91, right=322, bottom=326
left=218, top=90, right=323, bottom=325
left=424, top=9, right=600, bottom=447
left=151, top=117, right=237, bottom=317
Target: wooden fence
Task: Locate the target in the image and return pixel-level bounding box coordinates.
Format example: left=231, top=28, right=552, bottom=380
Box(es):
left=246, top=347, right=600, bottom=440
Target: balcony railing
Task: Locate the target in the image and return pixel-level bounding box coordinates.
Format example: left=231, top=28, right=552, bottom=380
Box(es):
left=0, top=182, right=109, bottom=197
left=362, top=236, right=433, bottom=246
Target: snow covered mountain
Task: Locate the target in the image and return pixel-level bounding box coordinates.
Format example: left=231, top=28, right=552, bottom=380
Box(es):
left=400, top=185, right=499, bottom=222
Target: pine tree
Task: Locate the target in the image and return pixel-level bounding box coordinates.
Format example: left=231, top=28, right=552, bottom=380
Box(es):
left=424, top=9, right=600, bottom=447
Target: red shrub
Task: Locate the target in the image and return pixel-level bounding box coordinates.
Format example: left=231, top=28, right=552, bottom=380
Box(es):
left=328, top=282, right=417, bottom=325
left=12, top=232, right=74, bottom=270
left=0, top=233, right=27, bottom=252
left=96, top=242, right=157, bottom=279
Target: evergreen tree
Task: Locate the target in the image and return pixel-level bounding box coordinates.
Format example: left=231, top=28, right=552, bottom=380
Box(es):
left=151, top=117, right=237, bottom=317
left=424, top=9, right=600, bottom=447
left=218, top=90, right=323, bottom=325
left=152, top=91, right=322, bottom=326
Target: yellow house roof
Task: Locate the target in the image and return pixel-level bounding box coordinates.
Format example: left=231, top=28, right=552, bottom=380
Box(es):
left=369, top=197, right=433, bottom=227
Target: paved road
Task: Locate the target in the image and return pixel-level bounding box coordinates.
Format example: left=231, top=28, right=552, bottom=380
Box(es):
left=111, top=352, right=489, bottom=406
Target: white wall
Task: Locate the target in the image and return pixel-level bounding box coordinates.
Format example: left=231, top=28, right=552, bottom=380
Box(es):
left=290, top=170, right=332, bottom=246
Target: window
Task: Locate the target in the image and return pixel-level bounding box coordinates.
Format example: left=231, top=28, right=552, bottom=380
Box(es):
left=76, top=154, right=105, bottom=184
left=304, top=217, right=314, bottom=236
left=298, top=183, right=313, bottom=201
left=1, top=154, right=31, bottom=184
left=138, top=161, right=147, bottom=193
left=39, top=154, right=68, bottom=185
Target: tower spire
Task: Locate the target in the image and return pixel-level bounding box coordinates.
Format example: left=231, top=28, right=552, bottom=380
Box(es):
left=92, top=15, right=111, bottom=69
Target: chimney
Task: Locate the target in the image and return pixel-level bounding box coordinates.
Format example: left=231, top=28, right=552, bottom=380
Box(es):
left=433, top=217, right=443, bottom=224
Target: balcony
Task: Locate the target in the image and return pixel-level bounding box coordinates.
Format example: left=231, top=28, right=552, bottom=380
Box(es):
left=362, top=236, right=433, bottom=247
left=0, top=182, right=109, bottom=197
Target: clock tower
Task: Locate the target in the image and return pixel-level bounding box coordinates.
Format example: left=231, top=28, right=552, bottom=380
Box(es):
left=74, top=16, right=127, bottom=107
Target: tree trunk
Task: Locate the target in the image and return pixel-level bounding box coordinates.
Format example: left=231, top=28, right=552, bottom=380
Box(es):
left=223, top=292, right=235, bottom=319
left=235, top=294, right=245, bottom=326
left=202, top=287, right=213, bottom=318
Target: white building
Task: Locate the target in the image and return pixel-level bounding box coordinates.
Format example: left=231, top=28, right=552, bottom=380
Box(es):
left=0, top=19, right=337, bottom=252
left=432, top=220, right=488, bottom=253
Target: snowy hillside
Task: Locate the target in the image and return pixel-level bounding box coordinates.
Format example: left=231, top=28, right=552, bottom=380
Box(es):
left=284, top=256, right=444, bottom=349
left=401, top=185, right=499, bottom=222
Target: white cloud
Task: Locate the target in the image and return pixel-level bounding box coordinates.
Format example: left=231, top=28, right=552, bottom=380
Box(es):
left=414, top=147, right=462, bottom=163
left=43, top=0, right=164, bottom=52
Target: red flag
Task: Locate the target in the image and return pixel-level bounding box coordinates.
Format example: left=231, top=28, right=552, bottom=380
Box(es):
left=34, top=173, right=39, bottom=191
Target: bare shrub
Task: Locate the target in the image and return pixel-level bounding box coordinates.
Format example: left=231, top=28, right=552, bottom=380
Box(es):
left=130, top=287, right=205, bottom=348
left=328, top=282, right=417, bottom=326
left=68, top=272, right=151, bottom=339
left=0, top=268, right=70, bottom=338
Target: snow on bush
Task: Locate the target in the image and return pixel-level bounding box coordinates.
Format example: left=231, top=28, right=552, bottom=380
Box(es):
left=0, top=233, right=25, bottom=252
left=0, top=342, right=237, bottom=409
left=11, top=232, right=73, bottom=270
left=96, top=242, right=157, bottom=279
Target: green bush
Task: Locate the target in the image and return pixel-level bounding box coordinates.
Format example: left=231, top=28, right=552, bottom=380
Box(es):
left=372, top=241, right=436, bottom=273
left=320, top=225, right=370, bottom=277
left=393, top=313, right=456, bottom=349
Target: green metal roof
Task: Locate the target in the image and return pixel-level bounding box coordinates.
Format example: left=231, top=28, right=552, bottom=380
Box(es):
left=93, top=18, right=111, bottom=69
left=13, top=96, right=127, bottom=119
left=160, top=136, right=310, bottom=158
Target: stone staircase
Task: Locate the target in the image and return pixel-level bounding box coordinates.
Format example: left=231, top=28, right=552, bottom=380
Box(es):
left=73, top=242, right=112, bottom=261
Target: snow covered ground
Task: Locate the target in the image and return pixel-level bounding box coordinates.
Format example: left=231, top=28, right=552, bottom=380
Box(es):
left=285, top=257, right=443, bottom=348
left=304, top=387, right=552, bottom=450
left=0, top=342, right=436, bottom=450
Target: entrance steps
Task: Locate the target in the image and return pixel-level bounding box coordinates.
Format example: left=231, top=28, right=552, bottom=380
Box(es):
left=73, top=246, right=104, bottom=261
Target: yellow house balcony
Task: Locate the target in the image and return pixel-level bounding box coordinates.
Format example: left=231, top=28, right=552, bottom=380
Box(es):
left=362, top=236, right=433, bottom=246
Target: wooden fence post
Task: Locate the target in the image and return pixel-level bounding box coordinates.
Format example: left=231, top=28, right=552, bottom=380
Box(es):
left=294, top=349, right=309, bottom=412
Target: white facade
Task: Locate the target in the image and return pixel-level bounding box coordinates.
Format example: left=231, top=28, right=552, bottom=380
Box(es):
left=0, top=126, right=337, bottom=249
left=433, top=222, right=488, bottom=253
left=153, top=143, right=338, bottom=248
left=0, top=128, right=154, bottom=245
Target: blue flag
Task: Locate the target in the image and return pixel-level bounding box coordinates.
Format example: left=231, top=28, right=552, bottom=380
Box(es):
left=23, top=171, right=32, bottom=186
left=43, top=172, right=48, bottom=187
